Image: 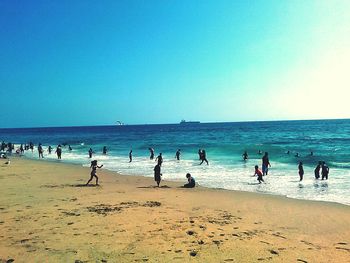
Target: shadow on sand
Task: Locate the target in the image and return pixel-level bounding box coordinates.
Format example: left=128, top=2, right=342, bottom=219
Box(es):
left=137, top=185, right=171, bottom=189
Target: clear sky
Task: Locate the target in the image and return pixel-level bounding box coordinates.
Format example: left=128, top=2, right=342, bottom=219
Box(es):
left=1, top=0, right=349, bottom=128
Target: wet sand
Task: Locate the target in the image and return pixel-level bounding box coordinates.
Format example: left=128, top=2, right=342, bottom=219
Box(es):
left=0, top=157, right=349, bottom=262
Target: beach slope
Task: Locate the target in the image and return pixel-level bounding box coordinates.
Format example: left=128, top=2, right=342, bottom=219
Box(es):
left=0, top=158, right=349, bottom=262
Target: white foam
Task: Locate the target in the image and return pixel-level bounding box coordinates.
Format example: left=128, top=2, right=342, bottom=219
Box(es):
left=22, top=146, right=350, bottom=206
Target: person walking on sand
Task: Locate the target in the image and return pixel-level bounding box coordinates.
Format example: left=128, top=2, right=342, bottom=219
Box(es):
left=314, top=161, right=322, bottom=179
left=86, top=160, right=103, bottom=186
left=183, top=173, right=196, bottom=188
left=242, top=151, right=248, bottom=161
left=175, top=149, right=181, bottom=161
left=321, top=161, right=329, bottom=180
left=149, top=148, right=154, bottom=160
left=254, top=165, right=264, bottom=184
left=154, top=164, right=162, bottom=187
left=88, top=148, right=93, bottom=158
left=56, top=145, right=62, bottom=159
left=129, top=150, right=133, bottom=163
left=200, top=150, right=209, bottom=165
left=298, top=162, right=304, bottom=181
left=155, top=153, right=163, bottom=166
left=262, top=152, right=271, bottom=175
left=38, top=143, right=44, bottom=158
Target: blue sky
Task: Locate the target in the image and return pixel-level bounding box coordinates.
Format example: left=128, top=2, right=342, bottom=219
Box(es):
left=1, top=0, right=349, bottom=127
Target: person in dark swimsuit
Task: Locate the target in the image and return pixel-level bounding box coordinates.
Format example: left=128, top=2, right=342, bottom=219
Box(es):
left=175, top=149, right=181, bottom=160
left=154, top=164, right=162, bottom=187
left=86, top=160, right=103, bottom=186
left=102, top=146, right=107, bottom=155
left=129, top=150, right=132, bottom=162
left=88, top=148, right=93, bottom=158
left=155, top=153, right=163, bottom=166
left=298, top=161, right=304, bottom=181
left=149, top=148, right=154, bottom=160
left=242, top=151, right=248, bottom=161
left=321, top=161, right=329, bottom=180
left=200, top=150, right=209, bottom=165
left=184, top=173, right=195, bottom=188
left=38, top=143, right=44, bottom=158
left=314, top=161, right=322, bottom=179
left=262, top=152, right=271, bottom=175
left=56, top=145, right=62, bottom=159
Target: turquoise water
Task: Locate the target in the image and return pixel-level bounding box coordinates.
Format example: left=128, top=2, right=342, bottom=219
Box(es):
left=1, top=119, right=349, bottom=205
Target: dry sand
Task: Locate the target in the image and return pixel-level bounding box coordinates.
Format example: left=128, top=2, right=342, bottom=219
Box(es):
left=0, top=157, right=349, bottom=262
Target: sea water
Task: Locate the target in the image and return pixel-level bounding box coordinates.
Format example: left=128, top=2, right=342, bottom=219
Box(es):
left=1, top=119, right=349, bottom=205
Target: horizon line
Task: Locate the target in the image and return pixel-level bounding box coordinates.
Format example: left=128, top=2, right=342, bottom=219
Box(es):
left=0, top=117, right=349, bottom=130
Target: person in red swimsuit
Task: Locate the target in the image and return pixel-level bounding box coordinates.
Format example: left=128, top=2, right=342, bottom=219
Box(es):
left=254, top=165, right=264, bottom=184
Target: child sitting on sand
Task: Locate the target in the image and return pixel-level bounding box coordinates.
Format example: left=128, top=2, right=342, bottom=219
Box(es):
left=254, top=165, right=264, bottom=184
left=86, top=160, right=103, bottom=186
left=183, top=173, right=195, bottom=188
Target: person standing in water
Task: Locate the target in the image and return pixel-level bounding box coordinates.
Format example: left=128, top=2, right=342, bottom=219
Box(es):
left=200, top=150, right=209, bottom=165
left=154, top=164, right=162, bottom=187
left=86, top=160, right=103, bottom=186
left=68, top=145, right=72, bottom=151
left=20, top=144, right=24, bottom=154
left=242, top=151, right=248, bottom=161
left=254, top=165, right=264, bottom=184
left=102, top=146, right=107, bottom=155
left=56, top=145, right=62, bottom=159
left=258, top=150, right=262, bottom=155
left=321, top=162, right=329, bottom=180
left=129, top=150, right=133, bottom=162
left=149, top=148, right=154, bottom=160
left=88, top=148, right=93, bottom=158
left=155, top=153, right=163, bottom=166
left=198, top=149, right=202, bottom=160
left=262, top=152, right=271, bottom=175
left=175, top=149, right=181, bottom=160
left=298, top=162, right=304, bottom=181
left=314, top=161, right=322, bottom=179
left=48, top=145, right=52, bottom=154
left=183, top=173, right=195, bottom=188
left=38, top=143, right=44, bottom=158
left=29, top=142, right=34, bottom=152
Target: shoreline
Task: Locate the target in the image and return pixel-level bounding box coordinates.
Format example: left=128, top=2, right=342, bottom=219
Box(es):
left=14, top=155, right=350, bottom=208
left=1, top=157, right=349, bottom=262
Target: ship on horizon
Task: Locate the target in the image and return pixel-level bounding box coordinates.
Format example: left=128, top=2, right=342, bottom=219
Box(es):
left=180, top=119, right=200, bottom=124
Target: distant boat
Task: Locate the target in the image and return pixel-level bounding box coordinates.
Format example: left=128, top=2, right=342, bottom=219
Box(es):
left=180, top=119, right=200, bottom=124
left=116, top=121, right=124, bottom=125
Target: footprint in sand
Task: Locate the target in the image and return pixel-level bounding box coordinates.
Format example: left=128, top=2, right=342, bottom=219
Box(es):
left=268, top=249, right=279, bottom=255
left=186, top=230, right=195, bottom=236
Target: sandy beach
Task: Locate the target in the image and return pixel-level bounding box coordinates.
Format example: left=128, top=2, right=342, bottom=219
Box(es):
left=0, top=157, right=349, bottom=262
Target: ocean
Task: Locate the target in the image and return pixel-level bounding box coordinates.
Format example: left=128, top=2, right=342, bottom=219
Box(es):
left=1, top=119, right=349, bottom=205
